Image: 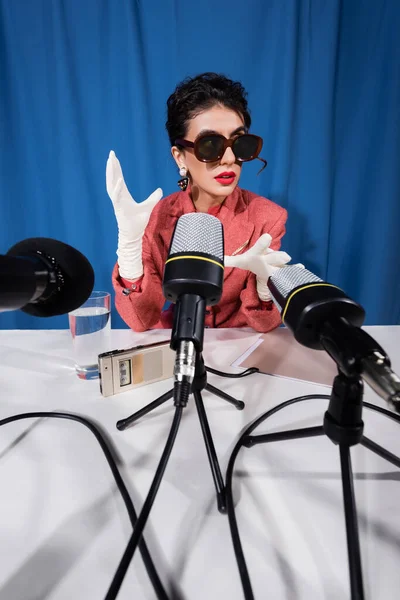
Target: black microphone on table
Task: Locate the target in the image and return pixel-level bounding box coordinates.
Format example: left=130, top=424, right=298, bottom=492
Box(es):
left=162, top=213, right=224, bottom=404
left=0, top=237, right=95, bottom=316
left=267, top=265, right=400, bottom=412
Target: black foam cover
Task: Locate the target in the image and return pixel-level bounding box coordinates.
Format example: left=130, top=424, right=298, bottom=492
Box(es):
left=6, top=237, right=95, bottom=316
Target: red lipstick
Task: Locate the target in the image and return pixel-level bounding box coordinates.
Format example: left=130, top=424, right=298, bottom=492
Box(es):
left=214, top=171, right=236, bottom=186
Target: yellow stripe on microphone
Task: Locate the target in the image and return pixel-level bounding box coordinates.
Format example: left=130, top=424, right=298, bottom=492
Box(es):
left=282, top=283, right=341, bottom=321
left=165, top=255, right=224, bottom=269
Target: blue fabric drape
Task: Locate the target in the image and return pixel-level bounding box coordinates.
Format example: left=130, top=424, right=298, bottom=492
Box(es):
left=1, top=0, right=399, bottom=329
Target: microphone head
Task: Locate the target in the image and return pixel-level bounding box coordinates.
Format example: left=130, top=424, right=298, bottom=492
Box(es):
left=163, top=213, right=224, bottom=305
left=269, top=266, right=322, bottom=312
left=6, top=238, right=95, bottom=317
left=268, top=265, right=365, bottom=349
left=169, top=213, right=224, bottom=260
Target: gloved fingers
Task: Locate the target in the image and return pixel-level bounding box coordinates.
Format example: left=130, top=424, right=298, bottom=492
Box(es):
left=263, top=251, right=291, bottom=266
left=141, top=187, right=163, bottom=211
left=106, top=150, right=124, bottom=197
left=224, top=233, right=275, bottom=269
left=251, top=246, right=284, bottom=256
left=110, top=177, right=135, bottom=210
left=247, top=233, right=272, bottom=255
left=224, top=255, right=241, bottom=268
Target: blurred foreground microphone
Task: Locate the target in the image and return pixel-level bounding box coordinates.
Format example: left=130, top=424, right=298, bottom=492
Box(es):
left=162, top=213, right=224, bottom=404
left=0, top=238, right=95, bottom=316
left=268, top=265, right=400, bottom=412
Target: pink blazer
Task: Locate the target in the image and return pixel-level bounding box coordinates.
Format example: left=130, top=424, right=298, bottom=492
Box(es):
left=112, top=186, right=288, bottom=333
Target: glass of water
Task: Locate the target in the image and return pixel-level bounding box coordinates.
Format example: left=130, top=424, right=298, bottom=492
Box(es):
left=68, top=291, right=112, bottom=379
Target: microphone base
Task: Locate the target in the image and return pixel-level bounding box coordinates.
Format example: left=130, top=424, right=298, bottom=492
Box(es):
left=115, top=353, right=251, bottom=514
left=239, top=373, right=400, bottom=600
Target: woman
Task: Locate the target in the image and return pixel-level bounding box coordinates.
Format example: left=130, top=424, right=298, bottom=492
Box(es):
left=107, top=72, right=290, bottom=332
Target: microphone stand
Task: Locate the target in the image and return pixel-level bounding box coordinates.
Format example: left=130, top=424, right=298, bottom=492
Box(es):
left=116, top=353, right=257, bottom=514
left=229, top=367, right=400, bottom=600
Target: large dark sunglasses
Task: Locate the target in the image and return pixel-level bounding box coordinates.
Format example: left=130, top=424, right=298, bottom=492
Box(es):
left=175, top=133, right=267, bottom=172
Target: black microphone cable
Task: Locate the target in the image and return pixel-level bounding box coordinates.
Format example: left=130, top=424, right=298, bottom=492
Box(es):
left=106, top=362, right=254, bottom=598
left=205, top=366, right=259, bottom=378
left=0, top=411, right=171, bottom=600
left=105, top=403, right=184, bottom=600
left=225, top=394, right=329, bottom=600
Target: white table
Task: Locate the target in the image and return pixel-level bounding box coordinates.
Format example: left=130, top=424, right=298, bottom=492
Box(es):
left=0, top=326, right=399, bottom=600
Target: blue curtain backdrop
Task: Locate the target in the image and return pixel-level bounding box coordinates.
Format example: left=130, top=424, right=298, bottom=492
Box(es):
left=0, top=0, right=399, bottom=329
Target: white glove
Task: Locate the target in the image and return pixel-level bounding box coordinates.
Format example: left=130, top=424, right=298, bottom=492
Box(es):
left=225, top=233, right=292, bottom=301
left=106, top=150, right=163, bottom=280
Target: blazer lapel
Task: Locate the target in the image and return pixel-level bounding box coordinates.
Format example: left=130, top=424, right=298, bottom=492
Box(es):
left=219, top=188, right=255, bottom=281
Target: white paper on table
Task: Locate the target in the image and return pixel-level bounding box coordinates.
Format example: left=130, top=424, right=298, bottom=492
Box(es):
left=232, top=327, right=337, bottom=387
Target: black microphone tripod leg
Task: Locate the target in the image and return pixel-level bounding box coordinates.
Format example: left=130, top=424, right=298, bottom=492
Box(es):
left=361, top=436, right=400, bottom=469
left=193, top=389, right=227, bottom=514
left=205, top=383, right=245, bottom=410
left=116, top=389, right=174, bottom=431
left=242, top=425, right=325, bottom=447
left=340, top=445, right=365, bottom=600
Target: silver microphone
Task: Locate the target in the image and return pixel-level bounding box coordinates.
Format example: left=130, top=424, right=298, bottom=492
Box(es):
left=163, top=213, right=225, bottom=406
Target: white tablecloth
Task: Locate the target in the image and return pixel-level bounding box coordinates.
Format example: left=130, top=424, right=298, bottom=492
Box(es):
left=0, top=326, right=399, bottom=599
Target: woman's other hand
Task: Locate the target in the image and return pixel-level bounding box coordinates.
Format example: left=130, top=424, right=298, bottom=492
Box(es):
left=224, top=233, right=296, bottom=301
left=225, top=233, right=291, bottom=279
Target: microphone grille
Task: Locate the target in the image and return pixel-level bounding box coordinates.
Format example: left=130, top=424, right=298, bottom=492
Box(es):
left=270, top=266, right=322, bottom=311
left=170, top=213, right=224, bottom=260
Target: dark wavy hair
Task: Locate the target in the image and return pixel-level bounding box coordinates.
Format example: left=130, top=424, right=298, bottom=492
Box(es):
left=166, top=72, right=251, bottom=146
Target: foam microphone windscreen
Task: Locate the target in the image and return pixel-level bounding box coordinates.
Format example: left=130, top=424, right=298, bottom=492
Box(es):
left=6, top=237, right=95, bottom=317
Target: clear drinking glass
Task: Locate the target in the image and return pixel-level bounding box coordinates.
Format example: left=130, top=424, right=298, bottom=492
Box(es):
left=68, top=291, right=111, bottom=379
